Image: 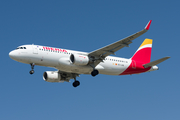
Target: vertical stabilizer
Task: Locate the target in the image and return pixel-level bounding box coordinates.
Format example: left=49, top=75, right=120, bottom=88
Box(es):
left=131, top=39, right=153, bottom=64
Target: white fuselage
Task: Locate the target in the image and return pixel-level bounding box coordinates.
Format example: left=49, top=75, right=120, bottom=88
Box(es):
left=9, top=44, right=132, bottom=75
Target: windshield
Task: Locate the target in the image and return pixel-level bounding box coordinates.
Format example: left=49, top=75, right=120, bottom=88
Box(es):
left=16, top=47, right=26, bottom=50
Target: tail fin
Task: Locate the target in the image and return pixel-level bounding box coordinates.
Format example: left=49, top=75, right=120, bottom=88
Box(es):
left=131, top=39, right=153, bottom=64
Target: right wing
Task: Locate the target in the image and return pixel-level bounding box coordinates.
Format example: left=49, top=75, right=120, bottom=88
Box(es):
left=88, top=20, right=152, bottom=66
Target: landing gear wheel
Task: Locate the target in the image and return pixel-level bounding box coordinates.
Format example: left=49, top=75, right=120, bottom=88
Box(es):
left=29, top=63, right=35, bottom=75
left=72, top=81, right=80, bottom=87
left=91, top=69, right=99, bottom=77
left=29, top=70, right=34, bottom=74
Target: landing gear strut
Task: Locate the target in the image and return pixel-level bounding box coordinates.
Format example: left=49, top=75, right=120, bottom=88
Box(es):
left=89, top=63, right=99, bottom=77
left=29, top=63, right=35, bottom=74
left=72, top=76, right=80, bottom=87
left=91, top=69, right=99, bottom=77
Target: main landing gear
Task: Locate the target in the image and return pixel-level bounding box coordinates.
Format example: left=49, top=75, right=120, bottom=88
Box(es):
left=89, top=63, right=99, bottom=77
left=73, top=80, right=80, bottom=87
left=72, top=69, right=99, bottom=87
left=72, top=77, right=80, bottom=88
left=29, top=63, right=35, bottom=74
left=72, top=74, right=80, bottom=87
left=91, top=69, right=99, bottom=77
left=72, top=69, right=98, bottom=87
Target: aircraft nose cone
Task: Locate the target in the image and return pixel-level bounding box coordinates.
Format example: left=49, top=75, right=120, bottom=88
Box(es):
left=9, top=51, right=16, bottom=59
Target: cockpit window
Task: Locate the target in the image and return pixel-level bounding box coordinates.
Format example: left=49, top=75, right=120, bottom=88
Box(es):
left=16, top=47, right=26, bottom=50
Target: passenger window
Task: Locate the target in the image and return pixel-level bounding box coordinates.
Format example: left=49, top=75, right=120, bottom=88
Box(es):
left=24, top=47, right=26, bottom=49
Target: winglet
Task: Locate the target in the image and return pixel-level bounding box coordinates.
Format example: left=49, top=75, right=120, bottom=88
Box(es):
left=145, top=20, right=152, bottom=30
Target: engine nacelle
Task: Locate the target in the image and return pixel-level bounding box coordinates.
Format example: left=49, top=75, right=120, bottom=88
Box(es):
left=70, top=54, right=89, bottom=65
left=43, top=71, right=64, bottom=82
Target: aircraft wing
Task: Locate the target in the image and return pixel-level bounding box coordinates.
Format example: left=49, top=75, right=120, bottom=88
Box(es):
left=88, top=20, right=152, bottom=66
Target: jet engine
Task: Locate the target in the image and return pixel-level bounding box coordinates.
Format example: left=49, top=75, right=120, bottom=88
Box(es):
left=43, top=71, right=64, bottom=82
left=70, top=54, right=89, bottom=65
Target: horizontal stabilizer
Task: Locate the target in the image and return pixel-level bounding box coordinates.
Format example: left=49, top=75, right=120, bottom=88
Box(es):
left=143, top=56, right=170, bottom=68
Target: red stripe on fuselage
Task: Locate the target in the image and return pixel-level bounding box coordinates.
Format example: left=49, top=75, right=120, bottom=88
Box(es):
left=120, top=47, right=152, bottom=75
left=120, top=61, right=151, bottom=75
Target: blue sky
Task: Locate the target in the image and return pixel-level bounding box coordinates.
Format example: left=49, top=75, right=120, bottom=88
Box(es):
left=1, top=0, right=179, bottom=120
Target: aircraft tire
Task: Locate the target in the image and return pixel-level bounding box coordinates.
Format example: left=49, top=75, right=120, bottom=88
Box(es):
left=29, top=70, right=34, bottom=74
left=73, top=81, right=80, bottom=87
left=91, top=69, right=99, bottom=77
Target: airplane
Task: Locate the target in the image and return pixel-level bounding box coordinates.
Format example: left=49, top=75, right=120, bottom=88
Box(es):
left=9, top=20, right=170, bottom=87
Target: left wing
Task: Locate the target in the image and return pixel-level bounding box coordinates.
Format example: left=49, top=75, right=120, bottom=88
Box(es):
left=88, top=20, right=152, bottom=66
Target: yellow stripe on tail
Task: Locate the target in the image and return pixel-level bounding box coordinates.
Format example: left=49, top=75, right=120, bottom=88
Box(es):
left=139, top=38, right=153, bottom=48
left=131, top=38, right=153, bottom=64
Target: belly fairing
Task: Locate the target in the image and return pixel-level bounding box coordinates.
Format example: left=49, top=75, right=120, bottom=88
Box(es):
left=57, top=57, right=93, bottom=74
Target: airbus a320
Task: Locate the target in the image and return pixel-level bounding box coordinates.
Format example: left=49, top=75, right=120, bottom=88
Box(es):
left=9, top=20, right=170, bottom=87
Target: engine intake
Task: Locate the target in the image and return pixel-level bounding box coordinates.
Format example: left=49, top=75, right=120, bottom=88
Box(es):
left=43, top=71, right=64, bottom=82
left=70, top=54, right=89, bottom=65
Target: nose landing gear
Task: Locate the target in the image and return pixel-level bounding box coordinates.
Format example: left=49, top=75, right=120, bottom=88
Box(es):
left=29, top=63, right=35, bottom=74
